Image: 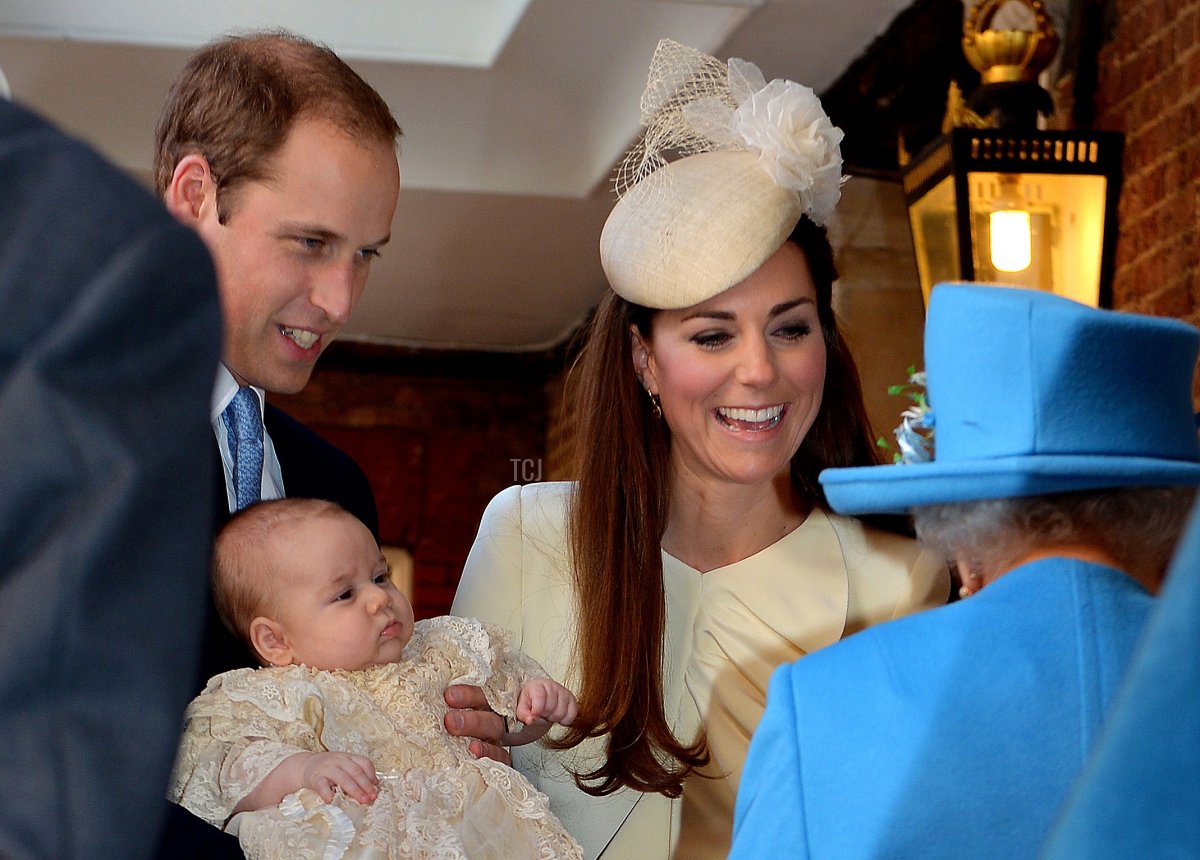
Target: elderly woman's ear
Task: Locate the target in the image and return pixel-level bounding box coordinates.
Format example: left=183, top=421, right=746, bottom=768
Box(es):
left=954, top=559, right=982, bottom=599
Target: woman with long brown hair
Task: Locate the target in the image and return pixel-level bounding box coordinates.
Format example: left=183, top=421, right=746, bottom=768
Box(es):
left=451, top=40, right=948, bottom=859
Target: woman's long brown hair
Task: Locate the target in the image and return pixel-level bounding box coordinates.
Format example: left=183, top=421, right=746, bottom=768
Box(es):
left=552, top=217, right=879, bottom=797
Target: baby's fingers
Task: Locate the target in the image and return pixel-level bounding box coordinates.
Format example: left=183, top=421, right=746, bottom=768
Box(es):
left=334, top=759, right=379, bottom=804
left=346, top=753, right=380, bottom=785
left=553, top=693, right=579, bottom=726
left=540, top=686, right=577, bottom=725
left=528, top=681, right=576, bottom=724
left=310, top=773, right=338, bottom=803
left=516, top=685, right=548, bottom=725
left=306, top=753, right=379, bottom=805
left=331, top=773, right=376, bottom=805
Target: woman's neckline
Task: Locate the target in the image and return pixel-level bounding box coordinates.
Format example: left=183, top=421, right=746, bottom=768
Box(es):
left=662, top=506, right=822, bottom=574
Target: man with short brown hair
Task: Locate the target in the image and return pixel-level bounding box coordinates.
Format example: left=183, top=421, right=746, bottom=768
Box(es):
left=155, top=30, right=402, bottom=858
left=159, top=29, right=401, bottom=677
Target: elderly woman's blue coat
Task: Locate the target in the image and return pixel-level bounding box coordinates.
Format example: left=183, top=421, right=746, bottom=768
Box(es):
left=729, top=556, right=1153, bottom=859
left=1044, top=499, right=1200, bottom=857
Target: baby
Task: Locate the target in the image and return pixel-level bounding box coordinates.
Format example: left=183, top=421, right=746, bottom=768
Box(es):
left=170, top=497, right=582, bottom=859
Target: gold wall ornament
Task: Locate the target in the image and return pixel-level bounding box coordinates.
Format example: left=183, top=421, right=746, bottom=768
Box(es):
left=943, top=80, right=991, bottom=132
left=962, top=0, right=1060, bottom=86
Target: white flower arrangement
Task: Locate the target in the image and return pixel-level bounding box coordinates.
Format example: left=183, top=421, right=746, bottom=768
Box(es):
left=682, top=57, right=846, bottom=225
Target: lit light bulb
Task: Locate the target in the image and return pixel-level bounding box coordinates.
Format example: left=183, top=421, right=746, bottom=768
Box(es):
left=989, top=176, right=1032, bottom=273
left=990, top=209, right=1032, bottom=271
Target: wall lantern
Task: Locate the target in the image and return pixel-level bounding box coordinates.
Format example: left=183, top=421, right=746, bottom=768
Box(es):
left=901, top=0, right=1123, bottom=307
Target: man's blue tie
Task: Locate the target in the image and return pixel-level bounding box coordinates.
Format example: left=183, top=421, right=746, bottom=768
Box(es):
left=223, top=386, right=264, bottom=511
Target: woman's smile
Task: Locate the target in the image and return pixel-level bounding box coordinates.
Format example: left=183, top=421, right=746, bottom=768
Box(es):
left=634, top=242, right=826, bottom=486
left=714, top=404, right=787, bottom=433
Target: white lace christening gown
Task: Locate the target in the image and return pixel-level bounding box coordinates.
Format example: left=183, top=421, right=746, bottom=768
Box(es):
left=170, top=616, right=582, bottom=860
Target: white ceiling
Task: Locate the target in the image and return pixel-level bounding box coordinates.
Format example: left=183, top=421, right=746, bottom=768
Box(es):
left=0, top=0, right=916, bottom=352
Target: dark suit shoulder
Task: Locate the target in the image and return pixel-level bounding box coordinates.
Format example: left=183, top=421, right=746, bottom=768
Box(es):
left=1, top=100, right=205, bottom=267
left=263, top=404, right=379, bottom=538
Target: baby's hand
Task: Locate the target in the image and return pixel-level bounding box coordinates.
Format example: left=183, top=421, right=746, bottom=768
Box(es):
left=300, top=751, right=379, bottom=805
left=515, top=678, right=578, bottom=728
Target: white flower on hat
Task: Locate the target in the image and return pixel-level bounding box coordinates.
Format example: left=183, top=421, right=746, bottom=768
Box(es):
left=737, top=80, right=845, bottom=224
left=683, top=57, right=845, bottom=225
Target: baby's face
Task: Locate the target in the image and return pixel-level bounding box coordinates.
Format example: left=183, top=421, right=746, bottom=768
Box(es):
left=268, top=511, right=414, bottom=671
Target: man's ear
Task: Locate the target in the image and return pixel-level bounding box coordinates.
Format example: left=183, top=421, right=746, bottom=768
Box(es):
left=164, top=153, right=217, bottom=226
left=629, top=326, right=658, bottom=394
left=249, top=617, right=293, bottom=667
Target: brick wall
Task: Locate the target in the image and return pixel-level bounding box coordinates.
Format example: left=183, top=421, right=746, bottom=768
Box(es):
left=270, top=344, right=564, bottom=618
left=1093, top=0, right=1200, bottom=363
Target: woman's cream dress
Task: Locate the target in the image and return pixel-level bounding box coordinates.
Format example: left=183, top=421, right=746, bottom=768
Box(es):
left=452, top=482, right=949, bottom=860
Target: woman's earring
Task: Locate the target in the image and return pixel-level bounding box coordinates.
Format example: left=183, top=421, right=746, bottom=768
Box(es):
left=958, top=569, right=980, bottom=599
left=647, top=390, right=663, bottom=420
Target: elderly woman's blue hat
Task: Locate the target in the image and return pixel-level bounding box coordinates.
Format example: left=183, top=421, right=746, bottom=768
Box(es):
left=820, top=283, right=1200, bottom=514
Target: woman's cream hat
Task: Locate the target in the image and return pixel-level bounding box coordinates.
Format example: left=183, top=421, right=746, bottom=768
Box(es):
left=600, top=39, right=845, bottom=310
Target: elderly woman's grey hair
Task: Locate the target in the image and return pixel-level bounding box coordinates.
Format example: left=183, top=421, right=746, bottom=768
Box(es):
left=913, top=486, right=1198, bottom=590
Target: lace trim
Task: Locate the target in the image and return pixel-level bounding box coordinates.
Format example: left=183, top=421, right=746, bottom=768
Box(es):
left=171, top=616, right=580, bottom=858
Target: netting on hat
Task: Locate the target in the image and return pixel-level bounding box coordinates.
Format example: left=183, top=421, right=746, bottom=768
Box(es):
left=612, top=38, right=846, bottom=226
left=613, top=40, right=734, bottom=195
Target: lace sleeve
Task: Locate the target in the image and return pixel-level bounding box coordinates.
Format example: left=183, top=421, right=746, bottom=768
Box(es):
left=168, top=669, right=325, bottom=827
left=413, top=616, right=550, bottom=721
left=479, top=620, right=549, bottom=689
left=479, top=620, right=555, bottom=735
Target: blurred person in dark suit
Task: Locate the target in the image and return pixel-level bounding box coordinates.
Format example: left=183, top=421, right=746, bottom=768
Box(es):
left=0, top=95, right=220, bottom=858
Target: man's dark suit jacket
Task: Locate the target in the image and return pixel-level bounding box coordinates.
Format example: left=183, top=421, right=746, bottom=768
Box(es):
left=0, top=99, right=222, bottom=859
